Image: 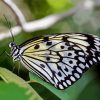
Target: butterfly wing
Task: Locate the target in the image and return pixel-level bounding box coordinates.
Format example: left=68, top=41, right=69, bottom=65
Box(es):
left=19, top=33, right=100, bottom=89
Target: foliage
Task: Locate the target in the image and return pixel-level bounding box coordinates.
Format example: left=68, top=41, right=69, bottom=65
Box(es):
left=24, top=0, right=73, bottom=19
left=0, top=67, right=42, bottom=100
left=0, top=82, right=37, bottom=100
left=0, top=0, right=100, bottom=100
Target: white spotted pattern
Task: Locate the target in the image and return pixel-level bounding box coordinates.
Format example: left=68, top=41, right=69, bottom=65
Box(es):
left=9, top=33, right=100, bottom=90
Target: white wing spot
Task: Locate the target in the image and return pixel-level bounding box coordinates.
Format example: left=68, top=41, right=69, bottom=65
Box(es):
left=73, top=47, right=81, bottom=50
left=59, top=84, right=64, bottom=89
left=98, top=57, right=100, bottom=60
left=63, top=82, right=68, bottom=87
left=66, top=80, right=71, bottom=85
left=95, top=46, right=100, bottom=51
left=76, top=67, right=82, bottom=73
left=86, top=63, right=89, bottom=68
left=79, top=63, right=85, bottom=69
left=95, top=37, right=100, bottom=41
left=74, top=73, right=80, bottom=79
left=70, top=76, right=76, bottom=81
left=78, top=52, right=84, bottom=56
left=78, top=57, right=85, bottom=62
left=93, top=58, right=97, bottom=62
left=89, top=60, right=93, bottom=65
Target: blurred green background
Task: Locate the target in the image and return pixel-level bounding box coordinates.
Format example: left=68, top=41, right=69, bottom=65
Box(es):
left=0, top=0, right=100, bottom=100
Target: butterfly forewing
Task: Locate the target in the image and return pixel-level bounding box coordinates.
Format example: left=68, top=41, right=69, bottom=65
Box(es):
left=10, top=33, right=100, bottom=89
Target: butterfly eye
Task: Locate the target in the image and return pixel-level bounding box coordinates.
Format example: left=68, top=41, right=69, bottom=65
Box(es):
left=9, top=42, right=16, bottom=48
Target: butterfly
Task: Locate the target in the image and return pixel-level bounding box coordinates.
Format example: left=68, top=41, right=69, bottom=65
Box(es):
left=9, top=33, right=100, bottom=90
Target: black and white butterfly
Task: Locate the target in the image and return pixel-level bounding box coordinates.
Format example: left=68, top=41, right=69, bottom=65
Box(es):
left=9, top=33, right=100, bottom=89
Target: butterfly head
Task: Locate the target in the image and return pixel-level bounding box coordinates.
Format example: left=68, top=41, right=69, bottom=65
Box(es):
left=9, top=42, right=21, bottom=61
left=9, top=42, right=17, bottom=48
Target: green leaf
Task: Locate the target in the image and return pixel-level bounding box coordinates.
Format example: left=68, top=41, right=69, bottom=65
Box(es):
left=29, top=72, right=69, bottom=100
left=77, top=77, right=100, bottom=100
left=0, top=67, right=42, bottom=100
left=24, top=0, right=74, bottom=18
left=47, top=0, right=74, bottom=12
left=24, top=0, right=52, bottom=19
left=29, top=65, right=100, bottom=100
left=0, top=82, right=33, bottom=100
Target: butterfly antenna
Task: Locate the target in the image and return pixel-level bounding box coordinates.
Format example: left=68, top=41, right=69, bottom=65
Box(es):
left=3, top=15, right=14, bottom=42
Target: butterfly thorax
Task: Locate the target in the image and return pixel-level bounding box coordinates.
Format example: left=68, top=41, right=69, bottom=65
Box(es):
left=9, top=42, right=22, bottom=61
